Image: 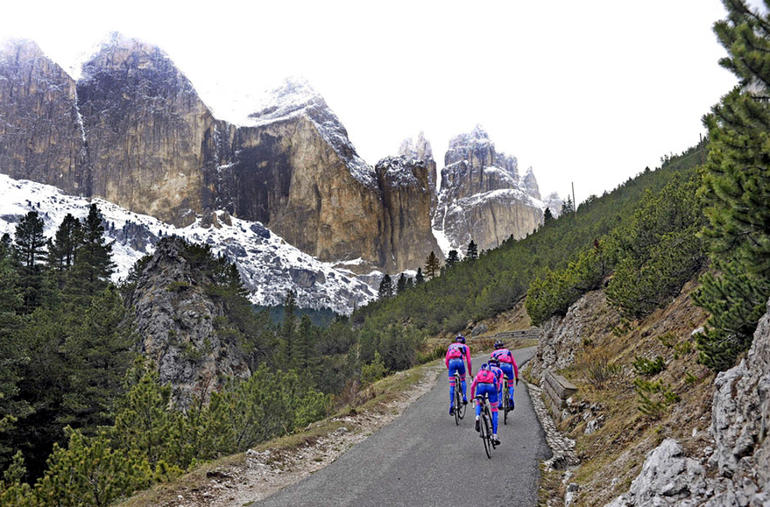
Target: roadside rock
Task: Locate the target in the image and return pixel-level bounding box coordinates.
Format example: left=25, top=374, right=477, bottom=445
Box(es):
left=607, top=439, right=707, bottom=506
left=608, top=298, right=770, bottom=506
left=531, top=291, right=619, bottom=380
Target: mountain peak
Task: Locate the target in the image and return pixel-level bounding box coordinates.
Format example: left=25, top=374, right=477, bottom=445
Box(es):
left=0, top=38, right=45, bottom=61
left=248, top=76, right=327, bottom=124
left=79, top=32, right=170, bottom=81
left=398, top=131, right=434, bottom=162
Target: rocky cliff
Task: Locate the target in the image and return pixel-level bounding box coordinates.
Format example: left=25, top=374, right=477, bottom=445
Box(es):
left=375, top=155, right=441, bottom=269
left=0, top=36, right=439, bottom=273
left=0, top=39, right=88, bottom=193
left=126, top=237, right=252, bottom=408
left=77, top=33, right=219, bottom=226
left=212, top=79, right=387, bottom=267
left=431, top=125, right=544, bottom=253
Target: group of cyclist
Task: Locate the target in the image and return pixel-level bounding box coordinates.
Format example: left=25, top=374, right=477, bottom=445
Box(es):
left=444, top=335, right=519, bottom=446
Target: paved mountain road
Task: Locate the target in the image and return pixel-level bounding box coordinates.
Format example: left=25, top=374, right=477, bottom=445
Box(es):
left=255, top=347, right=550, bottom=506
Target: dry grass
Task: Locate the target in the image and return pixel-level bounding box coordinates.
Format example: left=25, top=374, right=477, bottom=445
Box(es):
left=538, top=279, right=715, bottom=506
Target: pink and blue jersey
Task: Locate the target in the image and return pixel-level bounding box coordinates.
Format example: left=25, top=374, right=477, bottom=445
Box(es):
left=491, top=348, right=519, bottom=402
left=471, top=366, right=501, bottom=434
left=446, top=343, right=472, bottom=408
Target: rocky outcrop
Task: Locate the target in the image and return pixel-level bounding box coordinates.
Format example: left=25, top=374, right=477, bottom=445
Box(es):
left=212, top=79, right=386, bottom=266
left=609, top=298, right=770, bottom=506
left=530, top=291, right=620, bottom=381
left=399, top=132, right=437, bottom=213
left=431, top=125, right=544, bottom=253
left=126, top=237, right=251, bottom=408
left=375, top=155, right=441, bottom=270
left=0, top=39, right=88, bottom=193
left=607, top=439, right=708, bottom=507
left=77, top=33, right=219, bottom=226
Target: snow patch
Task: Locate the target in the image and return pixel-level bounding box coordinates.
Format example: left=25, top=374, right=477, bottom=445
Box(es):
left=0, top=174, right=376, bottom=314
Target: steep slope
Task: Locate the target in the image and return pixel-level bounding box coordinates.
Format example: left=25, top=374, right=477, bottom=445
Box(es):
left=0, top=39, right=88, bottom=193
left=77, top=33, right=219, bottom=226
left=213, top=78, right=387, bottom=267
left=375, top=155, right=441, bottom=269
left=125, top=237, right=253, bottom=408
left=0, top=173, right=376, bottom=314
left=431, top=125, right=544, bottom=253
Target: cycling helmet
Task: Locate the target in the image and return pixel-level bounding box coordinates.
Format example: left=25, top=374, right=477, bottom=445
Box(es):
left=480, top=363, right=490, bottom=370
left=455, top=335, right=466, bottom=344
left=494, top=340, right=504, bottom=349
left=489, top=358, right=500, bottom=367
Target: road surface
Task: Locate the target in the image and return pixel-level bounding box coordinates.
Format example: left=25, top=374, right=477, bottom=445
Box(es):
left=255, top=347, right=550, bottom=506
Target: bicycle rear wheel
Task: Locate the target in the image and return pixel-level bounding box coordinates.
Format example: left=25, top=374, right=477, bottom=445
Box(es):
left=481, top=413, right=492, bottom=459
left=453, top=376, right=461, bottom=425
left=458, top=393, right=466, bottom=419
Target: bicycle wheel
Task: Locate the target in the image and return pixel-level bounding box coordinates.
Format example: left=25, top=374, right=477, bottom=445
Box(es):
left=503, top=384, right=509, bottom=425
left=481, top=413, right=492, bottom=459
left=453, top=385, right=461, bottom=426
left=457, top=389, right=467, bottom=419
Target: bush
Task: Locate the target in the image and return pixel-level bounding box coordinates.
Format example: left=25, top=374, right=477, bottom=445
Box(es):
left=633, top=378, right=679, bottom=419
left=632, top=356, right=665, bottom=376
left=585, top=357, right=623, bottom=388
left=361, top=351, right=387, bottom=385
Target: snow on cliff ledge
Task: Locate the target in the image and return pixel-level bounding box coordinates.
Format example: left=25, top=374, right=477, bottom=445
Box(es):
left=245, top=77, right=377, bottom=189
left=0, top=174, right=376, bottom=314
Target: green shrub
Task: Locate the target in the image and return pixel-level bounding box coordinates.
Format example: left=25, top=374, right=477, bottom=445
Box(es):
left=633, top=378, right=680, bottom=419
left=361, top=351, right=387, bottom=385
left=632, top=356, right=665, bottom=376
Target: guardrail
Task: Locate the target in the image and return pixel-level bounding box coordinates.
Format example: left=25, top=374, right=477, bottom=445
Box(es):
left=543, top=369, right=577, bottom=414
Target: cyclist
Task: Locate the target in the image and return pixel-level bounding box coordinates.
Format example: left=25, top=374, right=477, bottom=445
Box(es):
left=490, top=340, right=519, bottom=409
left=470, top=363, right=501, bottom=445
left=488, top=358, right=505, bottom=402
left=445, top=335, right=472, bottom=416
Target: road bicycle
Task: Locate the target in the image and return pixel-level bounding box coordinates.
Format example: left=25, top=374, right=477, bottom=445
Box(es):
left=475, top=393, right=497, bottom=459
left=452, top=372, right=467, bottom=425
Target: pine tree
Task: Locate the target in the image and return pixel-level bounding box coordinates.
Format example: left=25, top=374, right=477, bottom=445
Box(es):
left=396, top=273, right=407, bottom=294
left=296, top=315, right=314, bottom=371
left=544, top=207, right=554, bottom=225
left=378, top=274, right=393, bottom=299
left=60, top=286, right=136, bottom=432
left=425, top=251, right=440, bottom=279
left=47, top=214, right=82, bottom=272
left=694, top=0, right=770, bottom=370
left=280, top=290, right=298, bottom=365
left=561, top=196, right=574, bottom=215
left=14, top=211, right=47, bottom=313
left=446, top=250, right=459, bottom=268
left=405, top=277, right=414, bottom=289
left=415, top=268, right=424, bottom=285
left=67, top=205, right=114, bottom=299
left=466, top=240, right=478, bottom=261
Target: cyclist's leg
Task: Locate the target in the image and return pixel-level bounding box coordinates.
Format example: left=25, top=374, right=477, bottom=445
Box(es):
left=448, top=359, right=461, bottom=408
left=488, top=387, right=499, bottom=436
left=458, top=362, right=467, bottom=402
left=501, top=363, right=515, bottom=405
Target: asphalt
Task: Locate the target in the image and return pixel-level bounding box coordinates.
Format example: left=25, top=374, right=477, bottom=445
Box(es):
left=254, top=346, right=551, bottom=507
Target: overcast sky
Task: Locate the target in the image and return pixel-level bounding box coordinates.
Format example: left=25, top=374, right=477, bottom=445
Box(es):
left=1, top=0, right=740, bottom=203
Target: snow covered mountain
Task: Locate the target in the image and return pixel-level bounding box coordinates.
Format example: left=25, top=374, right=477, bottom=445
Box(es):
left=431, top=126, right=545, bottom=255
left=0, top=174, right=376, bottom=314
